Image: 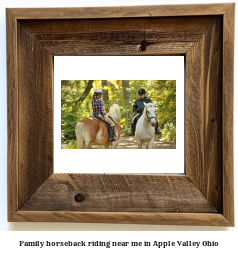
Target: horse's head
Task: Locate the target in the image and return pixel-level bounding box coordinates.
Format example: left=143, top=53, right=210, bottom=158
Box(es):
left=143, top=101, right=157, bottom=127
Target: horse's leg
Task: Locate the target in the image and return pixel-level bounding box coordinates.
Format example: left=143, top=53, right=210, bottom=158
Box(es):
left=84, top=142, right=93, bottom=149
left=147, top=138, right=154, bottom=149
left=76, top=134, right=84, bottom=149
left=137, top=139, right=143, bottom=149
left=111, top=140, right=119, bottom=149
left=75, top=123, right=84, bottom=149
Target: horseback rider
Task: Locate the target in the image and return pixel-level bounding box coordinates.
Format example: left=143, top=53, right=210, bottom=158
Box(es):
left=92, top=89, right=116, bottom=141
left=129, top=88, right=160, bottom=136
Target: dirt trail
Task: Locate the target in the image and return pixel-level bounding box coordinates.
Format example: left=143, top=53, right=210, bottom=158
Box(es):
left=92, top=135, right=176, bottom=149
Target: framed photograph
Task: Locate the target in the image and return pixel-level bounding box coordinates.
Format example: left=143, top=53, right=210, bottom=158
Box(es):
left=7, top=3, right=234, bottom=225
left=55, top=56, right=184, bottom=174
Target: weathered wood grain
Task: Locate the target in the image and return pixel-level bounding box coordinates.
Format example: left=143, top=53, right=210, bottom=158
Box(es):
left=186, top=18, right=223, bottom=212
left=6, top=9, right=18, bottom=221
left=149, top=16, right=219, bottom=34
left=20, top=174, right=217, bottom=213
left=38, top=41, right=194, bottom=56
left=222, top=4, right=235, bottom=226
left=6, top=4, right=234, bottom=225
left=19, top=17, right=218, bottom=56
left=11, top=211, right=232, bottom=226
left=34, top=31, right=201, bottom=43
left=8, top=4, right=233, bottom=19
left=18, top=23, right=54, bottom=208
left=20, top=17, right=218, bottom=34
left=20, top=19, right=149, bottom=34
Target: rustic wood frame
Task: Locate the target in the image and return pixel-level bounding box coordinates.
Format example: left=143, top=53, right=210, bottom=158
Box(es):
left=7, top=4, right=234, bottom=226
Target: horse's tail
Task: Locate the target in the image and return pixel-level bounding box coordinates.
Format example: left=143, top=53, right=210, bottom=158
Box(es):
left=75, top=122, right=84, bottom=149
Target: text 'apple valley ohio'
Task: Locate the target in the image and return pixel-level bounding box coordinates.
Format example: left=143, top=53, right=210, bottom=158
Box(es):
left=19, top=241, right=219, bottom=249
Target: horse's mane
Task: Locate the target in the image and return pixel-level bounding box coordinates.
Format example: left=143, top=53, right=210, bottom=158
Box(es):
left=107, top=104, right=121, bottom=124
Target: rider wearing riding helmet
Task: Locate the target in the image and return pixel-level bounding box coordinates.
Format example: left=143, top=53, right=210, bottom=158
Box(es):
left=129, top=88, right=160, bottom=136
left=92, top=88, right=116, bottom=141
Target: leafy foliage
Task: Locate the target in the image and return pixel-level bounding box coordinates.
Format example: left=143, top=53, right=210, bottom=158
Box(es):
left=61, top=80, right=176, bottom=145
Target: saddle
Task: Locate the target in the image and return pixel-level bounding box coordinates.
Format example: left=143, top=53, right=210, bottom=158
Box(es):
left=89, top=115, right=117, bottom=140
left=89, top=115, right=109, bottom=126
left=89, top=115, right=110, bottom=134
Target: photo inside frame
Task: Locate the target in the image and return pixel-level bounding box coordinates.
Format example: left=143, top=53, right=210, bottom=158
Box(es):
left=54, top=56, right=184, bottom=174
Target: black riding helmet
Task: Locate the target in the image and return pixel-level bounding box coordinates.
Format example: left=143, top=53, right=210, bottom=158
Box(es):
left=138, top=88, right=146, bottom=95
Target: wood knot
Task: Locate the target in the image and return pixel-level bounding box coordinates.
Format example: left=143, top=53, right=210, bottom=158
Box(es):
left=211, top=119, right=215, bottom=122
left=140, top=40, right=148, bottom=52
left=74, top=193, right=85, bottom=202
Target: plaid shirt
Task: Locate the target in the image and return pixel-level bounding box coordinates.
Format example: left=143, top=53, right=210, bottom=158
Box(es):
left=92, top=97, right=106, bottom=116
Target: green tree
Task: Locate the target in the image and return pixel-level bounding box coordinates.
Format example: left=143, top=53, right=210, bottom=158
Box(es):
left=61, top=80, right=94, bottom=141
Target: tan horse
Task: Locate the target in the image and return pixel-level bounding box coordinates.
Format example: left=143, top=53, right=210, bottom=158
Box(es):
left=75, top=104, right=121, bottom=149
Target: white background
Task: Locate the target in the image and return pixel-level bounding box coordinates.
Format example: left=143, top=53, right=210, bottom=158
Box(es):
left=55, top=56, right=184, bottom=173
left=0, top=0, right=237, bottom=252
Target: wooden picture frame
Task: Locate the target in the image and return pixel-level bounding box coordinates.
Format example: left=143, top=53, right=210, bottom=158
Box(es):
left=7, top=3, right=234, bottom=226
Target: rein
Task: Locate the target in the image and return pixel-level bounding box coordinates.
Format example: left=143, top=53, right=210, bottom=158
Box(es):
left=144, top=110, right=157, bottom=122
left=107, top=116, right=121, bottom=131
left=108, top=116, right=126, bottom=134
left=107, top=115, right=118, bottom=126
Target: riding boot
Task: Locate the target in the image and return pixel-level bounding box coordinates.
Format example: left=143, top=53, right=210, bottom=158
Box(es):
left=109, top=126, right=116, bottom=141
left=155, top=121, right=162, bottom=134
left=129, top=123, right=135, bottom=136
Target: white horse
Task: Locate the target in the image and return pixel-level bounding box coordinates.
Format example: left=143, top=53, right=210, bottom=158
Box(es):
left=135, top=101, right=157, bottom=149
